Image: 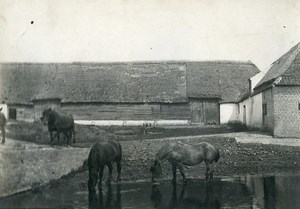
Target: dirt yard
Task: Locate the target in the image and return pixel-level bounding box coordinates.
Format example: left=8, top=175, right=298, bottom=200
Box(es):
left=4, top=121, right=300, bottom=183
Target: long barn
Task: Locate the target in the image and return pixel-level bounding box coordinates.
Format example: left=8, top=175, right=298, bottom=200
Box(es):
left=0, top=61, right=259, bottom=126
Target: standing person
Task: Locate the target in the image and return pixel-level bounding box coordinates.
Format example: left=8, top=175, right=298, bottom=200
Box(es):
left=0, top=107, right=7, bottom=144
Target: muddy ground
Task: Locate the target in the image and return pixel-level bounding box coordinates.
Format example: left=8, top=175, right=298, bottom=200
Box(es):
left=5, top=121, right=300, bottom=183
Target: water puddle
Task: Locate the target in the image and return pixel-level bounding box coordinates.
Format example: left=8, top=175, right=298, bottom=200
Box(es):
left=0, top=173, right=299, bottom=209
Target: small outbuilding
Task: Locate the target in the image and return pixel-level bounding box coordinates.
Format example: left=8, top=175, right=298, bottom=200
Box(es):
left=252, top=42, right=300, bottom=138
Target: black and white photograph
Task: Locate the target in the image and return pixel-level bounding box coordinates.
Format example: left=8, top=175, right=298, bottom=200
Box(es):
left=0, top=0, right=299, bottom=208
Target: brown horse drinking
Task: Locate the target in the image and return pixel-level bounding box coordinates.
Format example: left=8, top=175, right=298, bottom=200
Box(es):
left=150, top=141, right=220, bottom=184
left=88, top=140, right=122, bottom=192
left=0, top=108, right=6, bottom=144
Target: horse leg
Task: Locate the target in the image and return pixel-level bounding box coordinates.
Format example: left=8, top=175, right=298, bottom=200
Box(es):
left=172, top=162, right=177, bottom=184
left=205, top=161, right=214, bottom=182
left=106, top=162, right=113, bottom=185
left=209, top=164, right=214, bottom=181
left=1, top=127, right=5, bottom=144
left=49, top=131, right=54, bottom=145
left=97, top=165, right=104, bottom=190
left=66, top=131, right=71, bottom=146
left=88, top=167, right=99, bottom=192
left=205, top=161, right=210, bottom=181
left=56, top=130, right=61, bottom=145
left=116, top=160, right=121, bottom=183
left=176, top=163, right=187, bottom=185
left=72, top=128, right=76, bottom=144
left=68, top=132, right=71, bottom=146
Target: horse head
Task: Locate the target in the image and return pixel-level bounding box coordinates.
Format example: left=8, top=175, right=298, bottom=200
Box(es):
left=40, top=107, right=54, bottom=125
left=150, top=159, right=162, bottom=182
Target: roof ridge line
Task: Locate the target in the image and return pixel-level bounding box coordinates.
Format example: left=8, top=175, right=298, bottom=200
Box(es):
left=0, top=60, right=255, bottom=65
left=283, top=46, right=300, bottom=75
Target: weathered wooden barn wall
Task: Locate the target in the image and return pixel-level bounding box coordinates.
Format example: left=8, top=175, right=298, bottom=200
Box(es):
left=190, top=98, right=220, bottom=124
left=61, top=103, right=191, bottom=120
left=7, top=104, right=34, bottom=122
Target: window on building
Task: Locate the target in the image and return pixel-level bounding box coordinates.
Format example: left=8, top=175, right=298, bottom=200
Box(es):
left=262, top=104, right=267, bottom=115
left=298, top=102, right=300, bottom=110
left=9, top=108, right=17, bottom=120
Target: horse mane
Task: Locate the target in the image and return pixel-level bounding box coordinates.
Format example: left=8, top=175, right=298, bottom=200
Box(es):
left=155, top=142, right=173, bottom=161
left=48, top=110, right=60, bottom=122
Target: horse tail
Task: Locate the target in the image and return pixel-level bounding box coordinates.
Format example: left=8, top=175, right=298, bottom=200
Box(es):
left=215, top=149, right=220, bottom=162
left=68, top=114, right=75, bottom=143
left=117, top=142, right=122, bottom=161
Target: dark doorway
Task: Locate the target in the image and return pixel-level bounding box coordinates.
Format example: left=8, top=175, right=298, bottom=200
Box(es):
left=9, top=108, right=17, bottom=120
left=243, top=105, right=246, bottom=124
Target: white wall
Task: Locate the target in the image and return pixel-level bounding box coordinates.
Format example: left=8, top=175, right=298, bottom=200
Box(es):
left=220, top=103, right=238, bottom=124
left=0, top=104, right=8, bottom=119
left=250, top=71, right=266, bottom=93
left=236, top=71, right=264, bottom=129
left=238, top=92, right=263, bottom=129
left=75, top=120, right=190, bottom=126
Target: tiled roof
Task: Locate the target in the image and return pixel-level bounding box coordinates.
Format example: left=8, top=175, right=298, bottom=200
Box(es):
left=0, top=62, right=187, bottom=104
left=254, top=42, right=300, bottom=94
left=186, top=61, right=259, bottom=103
left=0, top=61, right=259, bottom=104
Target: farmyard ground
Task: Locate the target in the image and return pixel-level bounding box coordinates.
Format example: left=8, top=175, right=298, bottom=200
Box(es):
left=3, top=121, right=299, bottom=184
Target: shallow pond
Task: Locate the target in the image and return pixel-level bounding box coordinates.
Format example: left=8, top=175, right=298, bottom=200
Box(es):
left=0, top=172, right=299, bottom=209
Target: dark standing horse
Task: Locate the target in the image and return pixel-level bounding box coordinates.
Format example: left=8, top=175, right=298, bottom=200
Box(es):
left=88, top=140, right=122, bottom=192
left=150, top=141, right=220, bottom=184
left=0, top=108, right=6, bottom=144
left=40, top=108, right=75, bottom=146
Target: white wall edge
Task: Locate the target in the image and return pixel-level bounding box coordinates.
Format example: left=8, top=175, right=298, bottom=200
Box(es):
left=75, top=120, right=190, bottom=126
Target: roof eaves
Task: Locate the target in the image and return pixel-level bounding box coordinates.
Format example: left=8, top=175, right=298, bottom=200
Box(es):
left=32, top=97, right=62, bottom=102
left=7, top=102, right=34, bottom=107
left=187, top=94, right=222, bottom=99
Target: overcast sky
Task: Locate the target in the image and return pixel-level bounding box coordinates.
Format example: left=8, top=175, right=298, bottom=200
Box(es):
left=0, top=0, right=299, bottom=71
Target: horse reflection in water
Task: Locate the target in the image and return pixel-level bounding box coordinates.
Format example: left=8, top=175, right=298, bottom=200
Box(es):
left=89, top=184, right=121, bottom=209
left=151, top=183, right=220, bottom=209
left=150, top=141, right=220, bottom=184
left=150, top=184, right=162, bottom=208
